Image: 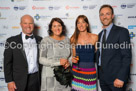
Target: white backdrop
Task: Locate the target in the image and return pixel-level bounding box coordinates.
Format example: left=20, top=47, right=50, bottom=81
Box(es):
left=0, top=0, right=136, bottom=91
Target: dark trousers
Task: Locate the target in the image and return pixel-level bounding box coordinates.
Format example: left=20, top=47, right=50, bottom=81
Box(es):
left=99, top=80, right=126, bottom=91
left=25, top=72, right=40, bottom=91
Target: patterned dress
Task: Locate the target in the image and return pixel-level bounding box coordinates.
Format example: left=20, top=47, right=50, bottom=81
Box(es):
left=39, top=36, right=71, bottom=91
left=72, top=45, right=96, bottom=91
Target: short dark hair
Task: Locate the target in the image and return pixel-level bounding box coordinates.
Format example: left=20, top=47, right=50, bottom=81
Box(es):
left=99, top=4, right=114, bottom=15
left=48, top=18, right=67, bottom=36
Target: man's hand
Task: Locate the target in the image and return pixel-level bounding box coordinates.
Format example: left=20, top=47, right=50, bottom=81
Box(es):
left=114, top=79, right=124, bottom=88
left=8, top=82, right=17, bottom=91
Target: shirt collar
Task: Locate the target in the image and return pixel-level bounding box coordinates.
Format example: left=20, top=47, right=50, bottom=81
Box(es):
left=103, top=23, right=113, bottom=32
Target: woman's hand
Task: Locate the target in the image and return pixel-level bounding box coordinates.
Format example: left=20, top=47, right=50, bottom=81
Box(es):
left=64, top=62, right=70, bottom=69
left=71, top=57, right=79, bottom=63
left=60, top=58, right=70, bottom=69
left=60, top=58, right=68, bottom=66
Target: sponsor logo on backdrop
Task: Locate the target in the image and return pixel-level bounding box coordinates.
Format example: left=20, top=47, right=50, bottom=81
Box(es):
left=114, top=14, right=123, bottom=25
left=83, top=5, right=88, bottom=10
left=48, top=6, right=53, bottom=10
left=0, top=60, right=4, bottom=72
left=117, top=22, right=121, bottom=25
left=0, top=33, right=7, bottom=38
left=12, top=26, right=20, bottom=29
left=115, top=14, right=123, bottom=18
left=128, top=25, right=136, bottom=29
left=83, top=5, right=97, bottom=10
left=33, top=0, right=51, bottom=1
left=65, top=5, right=80, bottom=10
left=112, top=5, right=117, bottom=8
left=0, top=78, right=5, bottom=81
left=14, top=6, right=26, bottom=11
left=81, top=0, right=92, bottom=1
left=60, top=17, right=74, bottom=20
left=11, top=0, right=25, bottom=2
left=83, top=6, right=88, bottom=10
left=121, top=3, right=136, bottom=9
left=130, top=73, right=136, bottom=76
left=127, top=3, right=136, bottom=8
left=91, top=25, right=97, bottom=29
left=0, top=42, right=5, bottom=47
left=60, top=13, right=74, bottom=20
left=128, top=16, right=136, bottom=19
left=34, top=14, right=51, bottom=21
left=121, top=4, right=126, bottom=9
left=89, top=5, right=97, bottom=9
left=0, top=7, right=10, bottom=10
left=0, top=12, right=6, bottom=20
left=70, top=26, right=75, bottom=29
left=114, top=14, right=123, bottom=23
left=128, top=73, right=136, bottom=88
left=127, top=88, right=134, bottom=91
left=44, top=25, right=48, bottom=30
left=65, top=13, right=69, bottom=17
left=32, top=6, right=46, bottom=10
left=48, top=6, right=61, bottom=10
left=34, top=14, right=40, bottom=20
left=0, top=66, right=3, bottom=72
left=1, top=25, right=8, bottom=30
left=129, top=32, right=136, bottom=39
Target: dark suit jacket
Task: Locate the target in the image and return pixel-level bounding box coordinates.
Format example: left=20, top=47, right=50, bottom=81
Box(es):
left=4, top=33, right=42, bottom=91
left=96, top=24, right=132, bottom=84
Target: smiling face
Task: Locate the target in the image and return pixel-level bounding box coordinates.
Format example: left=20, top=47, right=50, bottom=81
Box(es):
left=99, top=7, right=114, bottom=28
left=20, top=15, right=34, bottom=36
left=51, top=21, right=63, bottom=36
left=77, top=18, right=88, bottom=32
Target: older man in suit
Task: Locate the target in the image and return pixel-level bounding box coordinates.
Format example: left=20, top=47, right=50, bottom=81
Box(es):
left=96, top=5, right=132, bottom=91
left=4, top=14, right=42, bottom=91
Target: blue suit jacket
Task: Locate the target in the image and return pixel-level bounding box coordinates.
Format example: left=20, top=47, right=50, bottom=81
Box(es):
left=96, top=24, right=132, bottom=84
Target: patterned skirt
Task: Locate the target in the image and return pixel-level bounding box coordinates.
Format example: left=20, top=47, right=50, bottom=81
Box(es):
left=72, top=62, right=96, bottom=91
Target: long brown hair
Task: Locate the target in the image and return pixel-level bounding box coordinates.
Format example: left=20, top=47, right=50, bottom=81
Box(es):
left=70, top=15, right=91, bottom=45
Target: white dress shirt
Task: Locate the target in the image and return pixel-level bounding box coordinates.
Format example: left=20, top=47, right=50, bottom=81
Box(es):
left=22, top=32, right=38, bottom=74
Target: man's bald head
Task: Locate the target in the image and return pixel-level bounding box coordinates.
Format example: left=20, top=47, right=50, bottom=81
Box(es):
left=20, top=14, right=34, bottom=23
left=20, top=14, right=35, bottom=36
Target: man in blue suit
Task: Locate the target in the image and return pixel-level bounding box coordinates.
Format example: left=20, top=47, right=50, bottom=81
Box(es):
left=97, top=4, right=132, bottom=91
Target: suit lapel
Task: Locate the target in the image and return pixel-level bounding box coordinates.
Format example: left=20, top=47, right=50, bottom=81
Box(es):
left=97, top=31, right=103, bottom=61
left=98, top=31, right=102, bottom=42
left=17, top=34, right=27, bottom=61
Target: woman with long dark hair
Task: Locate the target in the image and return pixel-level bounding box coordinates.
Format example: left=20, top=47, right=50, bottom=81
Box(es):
left=71, top=15, right=98, bottom=91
